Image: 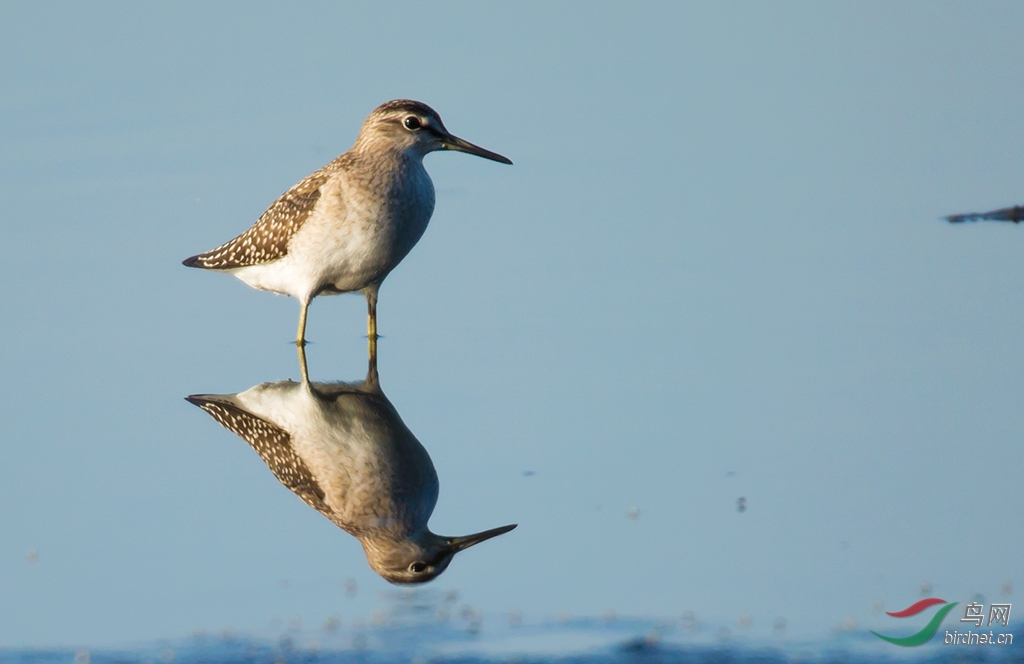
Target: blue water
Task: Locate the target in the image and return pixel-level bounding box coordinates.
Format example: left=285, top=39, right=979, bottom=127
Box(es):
left=2, top=615, right=1019, bottom=664
left=3, top=3, right=1024, bottom=656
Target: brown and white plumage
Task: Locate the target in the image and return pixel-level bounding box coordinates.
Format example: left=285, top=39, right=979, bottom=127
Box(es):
left=183, top=100, right=512, bottom=350
left=185, top=395, right=330, bottom=516
left=186, top=368, right=516, bottom=585
left=183, top=171, right=329, bottom=270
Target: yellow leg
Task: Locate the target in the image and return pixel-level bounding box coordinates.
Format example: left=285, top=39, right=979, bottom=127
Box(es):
left=297, top=300, right=309, bottom=347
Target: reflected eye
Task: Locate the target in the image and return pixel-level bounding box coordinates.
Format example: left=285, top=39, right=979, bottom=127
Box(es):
left=403, top=116, right=422, bottom=130
left=409, top=562, right=427, bottom=573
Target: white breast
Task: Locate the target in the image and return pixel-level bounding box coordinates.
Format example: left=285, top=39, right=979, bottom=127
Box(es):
left=232, top=157, right=436, bottom=301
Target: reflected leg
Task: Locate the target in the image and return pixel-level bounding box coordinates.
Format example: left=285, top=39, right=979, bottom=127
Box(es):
left=364, top=286, right=379, bottom=368
left=297, top=342, right=309, bottom=384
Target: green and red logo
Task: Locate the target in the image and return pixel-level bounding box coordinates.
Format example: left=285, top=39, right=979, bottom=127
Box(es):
left=871, top=598, right=958, bottom=647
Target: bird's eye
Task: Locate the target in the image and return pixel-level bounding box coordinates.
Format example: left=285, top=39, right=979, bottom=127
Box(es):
left=403, top=116, right=422, bottom=130
left=409, top=562, right=427, bottom=573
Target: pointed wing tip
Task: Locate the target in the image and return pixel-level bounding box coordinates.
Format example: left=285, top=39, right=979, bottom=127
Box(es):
left=182, top=255, right=202, bottom=267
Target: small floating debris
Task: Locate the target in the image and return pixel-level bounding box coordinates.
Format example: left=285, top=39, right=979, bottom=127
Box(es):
left=946, top=205, right=1024, bottom=223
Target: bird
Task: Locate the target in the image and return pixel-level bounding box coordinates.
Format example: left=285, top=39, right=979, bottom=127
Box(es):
left=182, top=100, right=512, bottom=354
left=945, top=205, right=1024, bottom=224
left=185, top=352, right=516, bottom=584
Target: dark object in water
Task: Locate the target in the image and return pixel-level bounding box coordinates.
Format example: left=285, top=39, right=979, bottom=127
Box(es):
left=946, top=205, right=1024, bottom=223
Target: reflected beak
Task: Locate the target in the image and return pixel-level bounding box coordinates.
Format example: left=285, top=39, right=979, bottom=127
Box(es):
left=446, top=524, right=517, bottom=553
left=440, top=134, right=513, bottom=165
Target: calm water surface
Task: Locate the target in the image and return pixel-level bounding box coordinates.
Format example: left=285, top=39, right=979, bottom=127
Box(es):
left=1, top=3, right=1022, bottom=657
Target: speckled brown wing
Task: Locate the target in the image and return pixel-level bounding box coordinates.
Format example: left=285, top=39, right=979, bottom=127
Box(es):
left=186, top=396, right=331, bottom=517
left=183, top=169, right=332, bottom=269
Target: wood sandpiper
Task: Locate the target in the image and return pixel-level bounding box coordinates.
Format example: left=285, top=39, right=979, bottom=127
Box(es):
left=183, top=100, right=512, bottom=356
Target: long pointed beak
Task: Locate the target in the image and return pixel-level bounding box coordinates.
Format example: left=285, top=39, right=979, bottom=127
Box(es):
left=441, top=134, right=513, bottom=165
left=446, top=523, right=517, bottom=553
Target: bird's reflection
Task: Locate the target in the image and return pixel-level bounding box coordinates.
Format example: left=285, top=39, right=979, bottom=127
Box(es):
left=186, top=347, right=515, bottom=584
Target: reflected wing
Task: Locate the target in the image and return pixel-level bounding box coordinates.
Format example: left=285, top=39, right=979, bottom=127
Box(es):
left=946, top=205, right=1024, bottom=224
left=186, top=396, right=331, bottom=517
left=183, top=169, right=332, bottom=269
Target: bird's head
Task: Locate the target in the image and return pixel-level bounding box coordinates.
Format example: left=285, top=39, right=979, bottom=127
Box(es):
left=356, top=99, right=512, bottom=164
left=362, top=523, right=517, bottom=585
